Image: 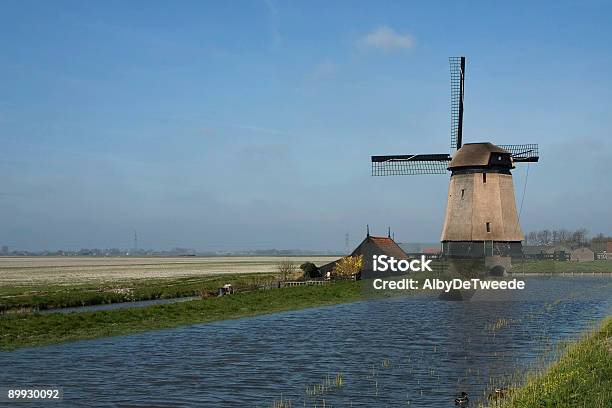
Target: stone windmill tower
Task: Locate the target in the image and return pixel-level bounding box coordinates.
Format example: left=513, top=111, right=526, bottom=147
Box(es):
left=371, top=57, right=539, bottom=261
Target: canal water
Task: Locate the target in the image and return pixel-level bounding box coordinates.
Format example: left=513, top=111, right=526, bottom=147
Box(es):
left=1, top=277, right=610, bottom=407
left=38, top=296, right=200, bottom=315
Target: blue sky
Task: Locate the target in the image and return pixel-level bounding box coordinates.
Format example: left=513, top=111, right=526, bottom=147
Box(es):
left=1, top=0, right=611, bottom=251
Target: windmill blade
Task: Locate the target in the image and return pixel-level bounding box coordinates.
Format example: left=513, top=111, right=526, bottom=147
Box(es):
left=498, top=144, right=540, bottom=162
left=449, top=57, right=466, bottom=150
left=372, top=154, right=451, bottom=175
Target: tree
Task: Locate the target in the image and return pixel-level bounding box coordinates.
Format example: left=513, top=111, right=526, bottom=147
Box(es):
left=542, top=229, right=551, bottom=244
left=300, top=262, right=321, bottom=279
left=552, top=230, right=559, bottom=244
left=527, top=231, right=538, bottom=244
left=527, top=228, right=594, bottom=246
left=277, top=259, right=297, bottom=281
left=558, top=229, right=570, bottom=243
left=574, top=228, right=589, bottom=246
left=333, top=255, right=363, bottom=279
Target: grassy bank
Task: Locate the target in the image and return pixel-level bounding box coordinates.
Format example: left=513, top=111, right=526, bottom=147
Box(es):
left=0, top=273, right=279, bottom=313
left=501, top=317, right=612, bottom=407
left=0, top=281, right=362, bottom=351
left=3, top=259, right=610, bottom=313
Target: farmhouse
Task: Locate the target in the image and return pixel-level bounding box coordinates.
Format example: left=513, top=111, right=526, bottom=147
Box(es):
left=570, top=247, right=595, bottom=262
left=591, top=238, right=612, bottom=259
left=522, top=245, right=571, bottom=260
left=319, top=229, right=410, bottom=279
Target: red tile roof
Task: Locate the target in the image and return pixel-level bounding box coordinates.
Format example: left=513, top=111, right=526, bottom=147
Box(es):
left=319, top=235, right=410, bottom=274
left=362, top=236, right=409, bottom=260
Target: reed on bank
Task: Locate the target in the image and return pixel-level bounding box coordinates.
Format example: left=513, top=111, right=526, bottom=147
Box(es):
left=500, top=317, right=611, bottom=407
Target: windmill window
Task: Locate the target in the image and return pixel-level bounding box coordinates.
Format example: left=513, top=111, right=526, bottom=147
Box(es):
left=486, top=222, right=491, bottom=233
left=483, top=173, right=487, bottom=183
left=461, top=189, right=465, bottom=199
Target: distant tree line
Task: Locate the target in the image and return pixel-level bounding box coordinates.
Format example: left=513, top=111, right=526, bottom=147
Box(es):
left=0, top=247, right=342, bottom=257
left=0, top=247, right=201, bottom=257
left=526, top=228, right=611, bottom=248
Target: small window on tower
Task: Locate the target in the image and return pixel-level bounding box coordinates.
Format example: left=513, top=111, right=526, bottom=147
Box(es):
left=483, top=173, right=487, bottom=183
left=461, top=189, right=465, bottom=199
left=486, top=222, right=491, bottom=233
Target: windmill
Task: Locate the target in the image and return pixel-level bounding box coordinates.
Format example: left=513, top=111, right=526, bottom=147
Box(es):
left=371, top=57, right=539, bottom=261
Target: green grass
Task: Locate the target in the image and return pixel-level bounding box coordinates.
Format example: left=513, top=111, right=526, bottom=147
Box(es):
left=501, top=317, right=612, bottom=407
left=0, top=281, right=362, bottom=351
left=517, top=260, right=612, bottom=274
left=0, top=273, right=278, bottom=312
left=3, top=260, right=608, bottom=313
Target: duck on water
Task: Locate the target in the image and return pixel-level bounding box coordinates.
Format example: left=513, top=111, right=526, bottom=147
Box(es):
left=455, top=391, right=469, bottom=406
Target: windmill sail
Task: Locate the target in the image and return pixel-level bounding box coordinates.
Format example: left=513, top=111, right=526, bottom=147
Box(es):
left=369, top=57, right=541, bottom=265
left=498, top=144, right=539, bottom=162
left=371, top=154, right=451, bottom=175
left=449, top=57, right=465, bottom=150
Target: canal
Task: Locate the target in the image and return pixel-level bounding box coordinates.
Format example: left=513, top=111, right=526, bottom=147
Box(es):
left=1, top=277, right=610, bottom=407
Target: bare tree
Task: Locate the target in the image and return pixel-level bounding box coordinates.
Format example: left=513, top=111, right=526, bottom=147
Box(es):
left=527, top=231, right=538, bottom=244
left=574, top=228, right=589, bottom=246
left=536, top=230, right=546, bottom=245
left=277, top=259, right=297, bottom=282
left=528, top=227, right=594, bottom=247
left=552, top=230, right=559, bottom=244
left=559, top=229, right=570, bottom=243
left=594, top=232, right=606, bottom=241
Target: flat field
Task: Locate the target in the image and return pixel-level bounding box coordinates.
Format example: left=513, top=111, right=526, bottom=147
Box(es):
left=0, top=256, right=338, bottom=285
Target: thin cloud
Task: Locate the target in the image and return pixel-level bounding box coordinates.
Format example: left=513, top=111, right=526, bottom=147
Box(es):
left=358, top=26, right=415, bottom=51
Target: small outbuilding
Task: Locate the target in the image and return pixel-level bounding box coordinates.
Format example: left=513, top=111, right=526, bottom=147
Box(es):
left=522, top=245, right=571, bottom=260
left=570, top=247, right=595, bottom=262
left=319, top=228, right=410, bottom=279
left=590, top=238, right=612, bottom=254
